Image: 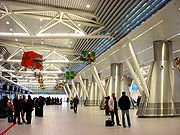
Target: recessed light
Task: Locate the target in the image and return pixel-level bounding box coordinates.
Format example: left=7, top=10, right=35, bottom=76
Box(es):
left=15, top=39, right=18, bottom=41
left=10, top=28, right=13, bottom=31
left=78, top=24, right=81, bottom=26
left=70, top=41, right=72, bottom=44
left=2, top=14, right=4, bottom=16
left=68, top=45, right=71, bottom=48
left=6, top=21, right=9, bottom=24
left=86, top=4, right=90, bottom=8
left=40, top=19, right=43, bottom=22
left=41, top=41, right=44, bottom=44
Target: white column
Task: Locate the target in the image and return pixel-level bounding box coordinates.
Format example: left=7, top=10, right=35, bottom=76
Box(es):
left=90, top=64, right=106, bottom=97
left=63, top=86, right=69, bottom=97
left=127, top=41, right=149, bottom=97
left=119, top=46, right=145, bottom=97
left=66, top=84, right=73, bottom=98
left=71, top=80, right=79, bottom=97
left=78, top=75, right=89, bottom=98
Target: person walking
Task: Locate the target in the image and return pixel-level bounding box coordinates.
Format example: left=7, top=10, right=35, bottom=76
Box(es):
left=26, top=95, right=34, bottom=124
left=108, top=93, right=121, bottom=126
left=73, top=95, right=79, bottom=113
left=7, top=98, right=14, bottom=123
left=118, top=92, right=131, bottom=128
left=13, top=94, right=22, bottom=124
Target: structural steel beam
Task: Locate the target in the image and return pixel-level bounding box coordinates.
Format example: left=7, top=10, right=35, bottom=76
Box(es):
left=63, top=86, right=69, bottom=97
left=90, top=65, right=106, bottom=97
left=127, top=41, right=149, bottom=97
left=78, top=75, right=89, bottom=98
left=0, top=33, right=111, bottom=39
left=0, top=41, right=76, bottom=54
left=71, top=80, right=79, bottom=97
left=66, top=84, right=73, bottom=98
left=118, top=45, right=146, bottom=97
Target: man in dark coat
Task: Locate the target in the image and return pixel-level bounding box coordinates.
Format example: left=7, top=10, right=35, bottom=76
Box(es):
left=73, top=95, right=79, bottom=113
left=118, top=92, right=131, bottom=128
left=26, top=95, right=34, bottom=124
left=13, top=94, right=22, bottom=124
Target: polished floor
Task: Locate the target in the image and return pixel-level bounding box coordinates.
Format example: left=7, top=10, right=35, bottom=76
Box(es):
left=1, top=103, right=180, bottom=135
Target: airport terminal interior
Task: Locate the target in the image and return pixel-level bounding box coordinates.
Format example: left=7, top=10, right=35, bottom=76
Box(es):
left=0, top=0, right=180, bottom=135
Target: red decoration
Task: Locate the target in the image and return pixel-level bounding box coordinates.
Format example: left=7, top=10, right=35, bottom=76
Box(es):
left=21, top=51, right=43, bottom=70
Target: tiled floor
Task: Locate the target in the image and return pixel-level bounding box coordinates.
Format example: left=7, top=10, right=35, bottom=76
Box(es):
left=1, top=103, right=180, bottom=135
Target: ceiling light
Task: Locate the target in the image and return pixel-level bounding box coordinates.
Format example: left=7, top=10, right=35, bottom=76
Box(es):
left=2, top=14, right=4, bottom=16
left=41, top=41, right=44, bottom=44
left=40, top=26, right=42, bottom=29
left=40, top=18, right=43, bottom=22
left=15, top=39, right=18, bottom=41
left=68, top=45, right=71, bottom=48
left=179, top=8, right=180, bottom=11
left=78, top=24, right=81, bottom=26
left=70, top=41, right=72, bottom=44
left=64, top=55, right=66, bottom=57
left=6, top=21, right=9, bottom=24
left=10, top=28, right=13, bottom=31
left=86, top=4, right=90, bottom=8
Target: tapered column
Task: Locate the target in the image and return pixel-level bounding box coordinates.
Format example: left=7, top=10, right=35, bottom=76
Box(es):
left=138, top=40, right=180, bottom=117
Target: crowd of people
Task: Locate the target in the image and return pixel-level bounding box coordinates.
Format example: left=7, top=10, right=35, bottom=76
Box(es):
left=0, top=95, right=64, bottom=125
left=0, top=92, right=140, bottom=128
left=5, top=94, right=34, bottom=124
left=45, top=97, right=62, bottom=105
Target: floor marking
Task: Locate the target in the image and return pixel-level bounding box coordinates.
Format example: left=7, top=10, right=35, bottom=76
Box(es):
left=0, top=123, right=16, bottom=135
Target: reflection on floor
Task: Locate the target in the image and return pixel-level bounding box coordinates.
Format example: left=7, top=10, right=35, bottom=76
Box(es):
left=0, top=103, right=180, bottom=135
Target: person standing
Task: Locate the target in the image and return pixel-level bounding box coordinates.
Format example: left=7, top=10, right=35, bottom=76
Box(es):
left=13, top=94, right=22, bottom=124
left=104, top=96, right=110, bottom=116
left=7, top=98, right=14, bottom=123
left=21, top=95, right=27, bottom=123
left=26, top=95, right=34, bottom=124
left=38, top=96, right=44, bottom=117
left=73, top=95, right=79, bottom=113
left=137, top=96, right=141, bottom=107
left=118, top=92, right=131, bottom=128
left=108, top=93, right=121, bottom=126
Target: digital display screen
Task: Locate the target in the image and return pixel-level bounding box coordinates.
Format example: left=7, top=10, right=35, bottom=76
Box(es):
left=132, top=83, right=138, bottom=91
